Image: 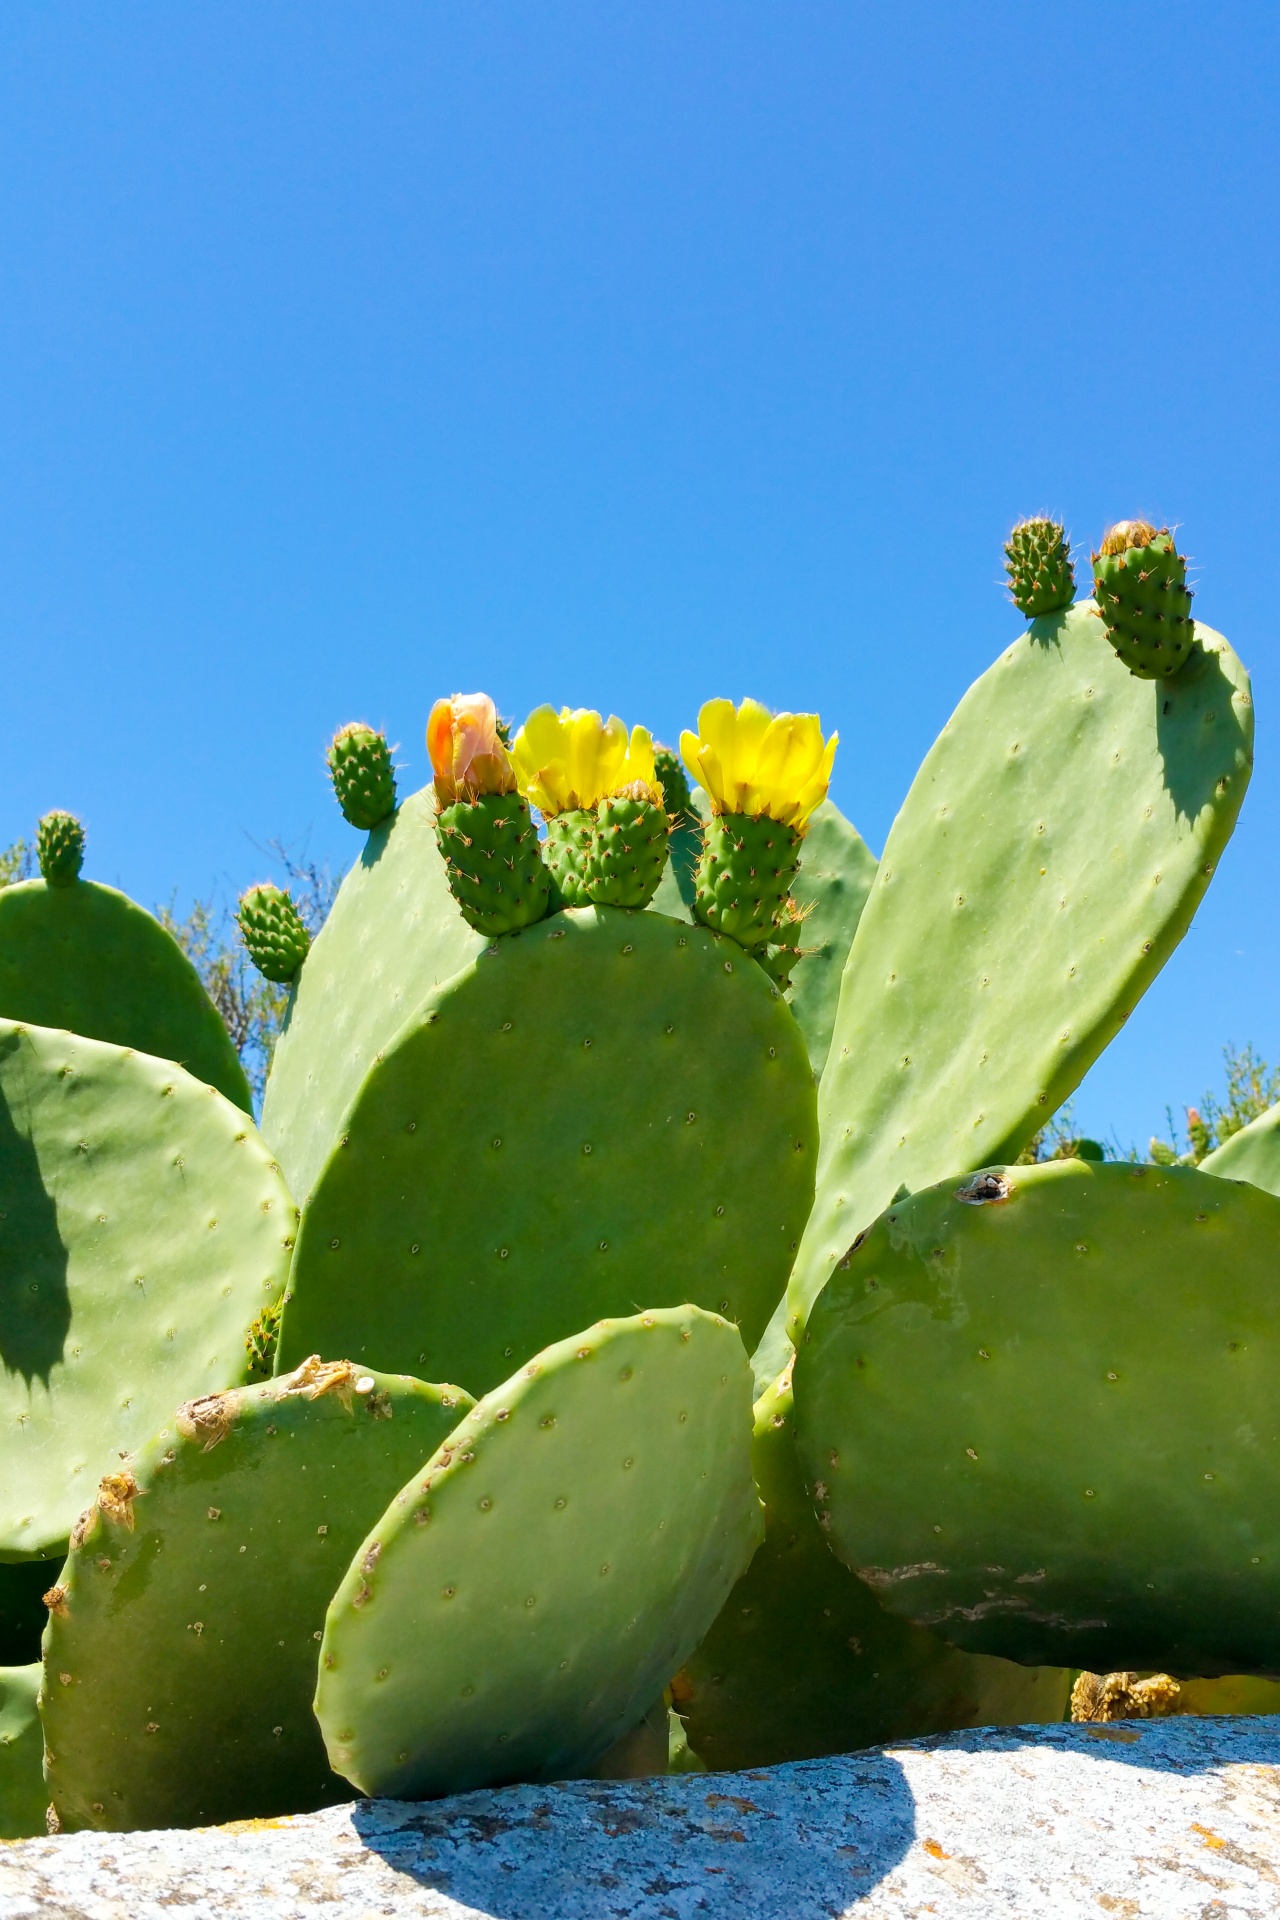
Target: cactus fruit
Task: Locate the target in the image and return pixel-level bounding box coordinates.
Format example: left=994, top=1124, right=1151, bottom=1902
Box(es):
left=0, top=1665, right=45, bottom=1839
left=244, top=1298, right=283, bottom=1379
left=1092, top=521, right=1196, bottom=679
left=326, top=722, right=397, bottom=830
left=314, top=1307, right=761, bottom=1798
left=793, top=1159, right=1280, bottom=1676
left=0, top=849, right=252, bottom=1113
left=787, top=602, right=1253, bottom=1339
left=542, top=808, right=596, bottom=905
left=677, top=1370, right=1070, bottom=1770
left=428, top=694, right=552, bottom=937
left=35, top=811, right=85, bottom=887
left=783, top=801, right=878, bottom=1076
left=276, top=906, right=816, bottom=1394
left=0, top=1019, right=295, bottom=1560
left=1200, top=1100, right=1280, bottom=1197
left=236, top=883, right=311, bottom=983
left=260, top=786, right=483, bottom=1205
left=654, top=745, right=692, bottom=820
left=512, top=707, right=670, bottom=911
left=1004, top=518, right=1074, bottom=618
left=41, top=1360, right=473, bottom=1831
left=587, top=788, right=671, bottom=909
left=693, top=814, right=804, bottom=951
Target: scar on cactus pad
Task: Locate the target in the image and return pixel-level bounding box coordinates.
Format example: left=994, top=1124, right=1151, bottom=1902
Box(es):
left=327, top=722, right=397, bottom=831
left=1092, top=520, right=1196, bottom=679
left=36, top=809, right=85, bottom=886
left=427, top=693, right=551, bottom=937
left=680, top=698, right=837, bottom=954
left=511, top=706, right=670, bottom=910
left=1003, top=518, right=1075, bottom=618
left=237, top=882, right=311, bottom=983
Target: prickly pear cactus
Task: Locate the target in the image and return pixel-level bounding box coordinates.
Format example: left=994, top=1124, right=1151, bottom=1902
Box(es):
left=785, top=800, right=878, bottom=1077
left=237, top=883, right=311, bottom=984
left=1092, top=521, right=1196, bottom=679
left=42, top=1359, right=472, bottom=1832
left=0, top=1665, right=45, bottom=1839
left=327, top=723, right=397, bottom=830
left=677, top=1370, right=1070, bottom=1769
left=314, top=1307, right=761, bottom=1798
left=587, top=790, right=670, bottom=909
left=788, top=602, right=1252, bottom=1337
left=694, top=814, right=803, bottom=951
left=36, top=811, right=85, bottom=887
left=435, top=791, right=552, bottom=935
left=0, top=1019, right=295, bottom=1560
left=1004, top=518, right=1074, bottom=618
left=1199, top=1101, right=1280, bottom=1197
left=276, top=907, right=816, bottom=1394
left=793, top=1159, right=1280, bottom=1676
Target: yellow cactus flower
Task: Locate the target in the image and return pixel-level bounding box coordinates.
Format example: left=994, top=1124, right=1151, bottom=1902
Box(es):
left=511, top=707, right=659, bottom=815
left=679, top=698, right=837, bottom=830
left=426, top=693, right=517, bottom=805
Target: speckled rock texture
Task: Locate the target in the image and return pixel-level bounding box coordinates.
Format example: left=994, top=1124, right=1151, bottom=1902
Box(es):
left=3, top=1717, right=1279, bottom=1917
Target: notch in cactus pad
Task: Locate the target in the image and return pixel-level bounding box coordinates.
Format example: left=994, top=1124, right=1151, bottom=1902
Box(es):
left=1092, top=521, right=1195, bottom=679
left=237, top=883, right=311, bottom=982
left=327, top=722, right=397, bottom=830
left=36, top=811, right=85, bottom=887
left=1004, top=518, right=1074, bottom=618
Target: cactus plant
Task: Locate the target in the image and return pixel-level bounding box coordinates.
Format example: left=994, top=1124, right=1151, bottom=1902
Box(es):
left=236, top=883, right=311, bottom=983
left=0, top=1665, right=45, bottom=1839
left=1092, top=521, right=1196, bottom=679
left=0, top=1018, right=295, bottom=1562
left=276, top=906, right=816, bottom=1394
left=326, top=722, right=397, bottom=830
left=793, top=1159, right=1280, bottom=1676
left=427, top=693, right=552, bottom=935
left=784, top=801, right=878, bottom=1077
left=42, top=1359, right=472, bottom=1832
left=35, top=810, right=85, bottom=887
left=1004, top=518, right=1075, bottom=618
left=314, top=1306, right=761, bottom=1798
left=1199, top=1100, right=1280, bottom=1197
left=512, top=706, right=671, bottom=911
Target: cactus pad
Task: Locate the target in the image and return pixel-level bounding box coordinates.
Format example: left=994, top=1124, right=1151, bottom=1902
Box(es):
left=586, top=792, right=670, bottom=909
left=693, top=813, right=802, bottom=951
left=0, top=1665, right=45, bottom=1839
left=0, top=1019, right=295, bottom=1559
left=236, top=884, right=311, bottom=984
left=327, top=722, right=397, bottom=830
left=788, top=603, right=1252, bottom=1335
left=653, top=746, right=692, bottom=819
left=260, top=786, right=483, bottom=1203
left=794, top=1159, right=1280, bottom=1675
left=435, top=791, right=552, bottom=936
left=41, top=1360, right=471, bottom=1832
left=1092, top=522, right=1196, bottom=679
left=1004, top=518, right=1074, bottom=618
left=36, top=812, right=84, bottom=887
left=785, top=800, right=878, bottom=1077
left=314, top=1306, right=761, bottom=1798
left=277, top=907, right=816, bottom=1394
left=541, top=808, right=595, bottom=907
left=677, top=1371, right=1069, bottom=1769
left=1200, top=1101, right=1280, bottom=1197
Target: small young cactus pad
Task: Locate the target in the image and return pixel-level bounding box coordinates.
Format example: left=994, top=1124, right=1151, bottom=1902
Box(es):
left=793, top=1159, right=1280, bottom=1676
left=314, top=1306, right=761, bottom=1798
left=36, top=811, right=85, bottom=887
left=1092, top=521, right=1196, bottom=679
left=1201, top=1100, right=1280, bottom=1198
left=42, top=1361, right=472, bottom=1832
left=326, top=722, right=397, bottom=830
left=0, top=1665, right=45, bottom=1839
left=1004, top=518, right=1075, bottom=618
left=237, top=884, right=311, bottom=984
left=0, top=1019, right=296, bottom=1559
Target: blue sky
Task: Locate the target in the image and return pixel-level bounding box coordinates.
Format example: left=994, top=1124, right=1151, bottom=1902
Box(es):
left=1, top=2, right=1276, bottom=1150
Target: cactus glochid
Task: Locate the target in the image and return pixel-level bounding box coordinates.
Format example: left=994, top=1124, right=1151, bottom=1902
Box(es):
left=237, top=882, right=312, bottom=983
left=1004, top=517, right=1075, bottom=618
left=36, top=810, right=85, bottom=887
left=326, top=722, right=397, bottom=831
left=1091, top=520, right=1196, bottom=678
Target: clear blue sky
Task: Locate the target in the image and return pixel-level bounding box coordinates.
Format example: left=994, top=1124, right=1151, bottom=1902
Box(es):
left=1, top=2, right=1276, bottom=1151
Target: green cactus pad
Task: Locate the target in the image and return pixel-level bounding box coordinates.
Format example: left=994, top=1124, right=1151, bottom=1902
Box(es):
left=788, top=604, right=1252, bottom=1336
left=0, top=1665, right=45, bottom=1839
left=435, top=790, right=552, bottom=937
left=260, top=785, right=484, bottom=1203
left=36, top=812, right=85, bottom=888
left=236, top=884, right=311, bottom=984
left=0, top=1019, right=295, bottom=1559
left=541, top=807, right=595, bottom=908
left=1004, top=518, right=1075, bottom=619
left=41, top=1359, right=471, bottom=1832
left=1092, top=523, right=1196, bottom=679
left=677, top=1371, right=1069, bottom=1769
left=586, top=793, right=669, bottom=909
left=785, top=801, right=878, bottom=1078
left=693, top=813, right=803, bottom=951
left=1200, top=1102, right=1280, bottom=1197
left=794, top=1159, right=1280, bottom=1676
left=314, top=1306, right=761, bottom=1798
left=0, top=882, right=251, bottom=1112
left=0, top=1557, right=61, bottom=1665
left=327, top=722, right=397, bottom=830
left=277, top=907, right=816, bottom=1395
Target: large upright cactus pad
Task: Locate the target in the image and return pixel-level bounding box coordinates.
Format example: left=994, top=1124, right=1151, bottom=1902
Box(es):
left=785, top=801, right=878, bottom=1079
left=793, top=1159, right=1280, bottom=1676
left=0, top=1665, right=45, bottom=1839
left=0, top=881, right=250, bottom=1111
left=0, top=1020, right=295, bottom=1559
left=276, top=907, right=816, bottom=1396
left=1201, top=1102, right=1280, bottom=1197
left=261, top=786, right=483, bottom=1203
left=42, top=1361, right=471, bottom=1832
left=315, top=1307, right=761, bottom=1798
left=788, top=608, right=1252, bottom=1334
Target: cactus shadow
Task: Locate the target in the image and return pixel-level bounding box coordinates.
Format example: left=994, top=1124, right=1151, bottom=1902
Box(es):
left=0, top=1044, right=71, bottom=1386
left=350, top=1752, right=917, bottom=1916
left=1155, top=645, right=1245, bottom=826
left=917, top=1714, right=1277, bottom=1776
